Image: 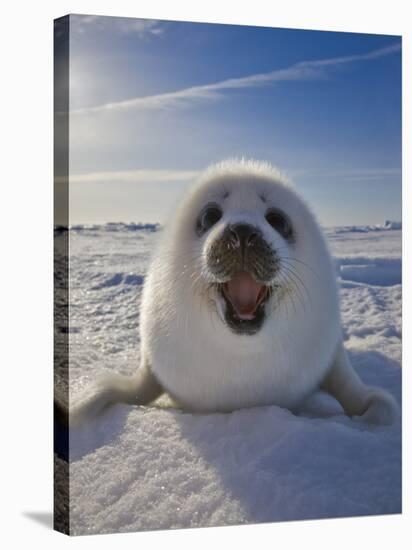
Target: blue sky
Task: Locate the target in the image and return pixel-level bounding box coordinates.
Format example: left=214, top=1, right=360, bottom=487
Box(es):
left=65, top=15, right=402, bottom=226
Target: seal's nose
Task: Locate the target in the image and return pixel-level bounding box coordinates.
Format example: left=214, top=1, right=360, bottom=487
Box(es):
left=229, top=223, right=259, bottom=249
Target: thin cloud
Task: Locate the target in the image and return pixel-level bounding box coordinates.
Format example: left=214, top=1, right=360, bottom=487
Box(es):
left=70, top=42, right=401, bottom=115
left=336, top=168, right=402, bottom=182
left=56, top=167, right=401, bottom=186
left=71, top=15, right=164, bottom=37
left=56, top=169, right=199, bottom=185
left=287, top=167, right=401, bottom=182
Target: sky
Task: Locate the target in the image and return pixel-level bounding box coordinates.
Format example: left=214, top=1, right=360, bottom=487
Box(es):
left=59, top=14, right=402, bottom=226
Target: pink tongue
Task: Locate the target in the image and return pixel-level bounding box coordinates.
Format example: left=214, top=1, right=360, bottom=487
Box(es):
left=224, top=271, right=265, bottom=319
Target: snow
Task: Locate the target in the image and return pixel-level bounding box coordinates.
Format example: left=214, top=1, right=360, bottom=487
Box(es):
left=54, top=223, right=402, bottom=535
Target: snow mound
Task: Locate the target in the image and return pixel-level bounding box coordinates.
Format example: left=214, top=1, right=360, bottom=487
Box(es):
left=91, top=273, right=144, bottom=290
left=332, top=221, right=401, bottom=234
left=336, top=257, right=401, bottom=287
left=383, top=220, right=401, bottom=230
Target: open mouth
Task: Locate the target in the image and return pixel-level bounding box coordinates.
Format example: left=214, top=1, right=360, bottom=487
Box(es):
left=219, top=271, right=270, bottom=334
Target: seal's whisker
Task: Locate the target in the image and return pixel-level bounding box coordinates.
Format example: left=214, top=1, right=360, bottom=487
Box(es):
left=278, top=259, right=313, bottom=310
left=277, top=266, right=306, bottom=315
left=282, top=268, right=308, bottom=314
left=280, top=256, right=320, bottom=279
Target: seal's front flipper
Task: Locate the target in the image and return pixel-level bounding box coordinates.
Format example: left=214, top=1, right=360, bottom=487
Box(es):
left=321, top=342, right=399, bottom=425
left=54, top=364, right=164, bottom=429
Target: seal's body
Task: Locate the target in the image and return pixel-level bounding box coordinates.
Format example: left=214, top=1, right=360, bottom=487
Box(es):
left=57, top=160, right=398, bottom=426
left=140, top=161, right=340, bottom=412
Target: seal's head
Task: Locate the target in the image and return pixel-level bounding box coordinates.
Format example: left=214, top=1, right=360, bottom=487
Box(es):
left=170, top=159, right=335, bottom=337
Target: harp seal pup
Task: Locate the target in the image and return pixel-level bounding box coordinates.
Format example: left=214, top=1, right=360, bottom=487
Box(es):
left=57, top=159, right=398, bottom=426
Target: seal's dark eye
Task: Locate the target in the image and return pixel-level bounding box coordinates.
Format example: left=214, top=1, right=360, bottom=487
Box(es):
left=197, top=205, right=223, bottom=235
left=265, top=209, right=292, bottom=239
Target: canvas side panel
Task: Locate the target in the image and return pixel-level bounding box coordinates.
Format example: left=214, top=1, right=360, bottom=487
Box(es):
left=53, top=14, right=70, bottom=536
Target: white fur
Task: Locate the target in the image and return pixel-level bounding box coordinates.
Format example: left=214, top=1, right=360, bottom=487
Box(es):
left=141, top=159, right=341, bottom=412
